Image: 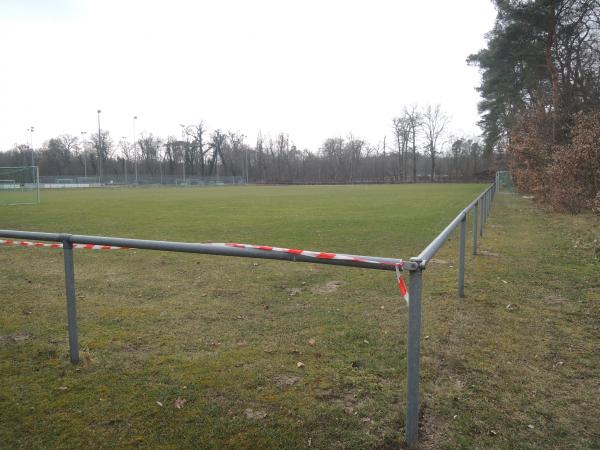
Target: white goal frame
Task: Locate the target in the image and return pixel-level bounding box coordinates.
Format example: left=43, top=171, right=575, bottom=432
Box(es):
left=0, top=166, right=40, bottom=205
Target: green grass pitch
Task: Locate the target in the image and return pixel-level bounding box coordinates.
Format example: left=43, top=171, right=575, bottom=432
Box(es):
left=1, top=184, right=485, bottom=449
left=3, top=185, right=598, bottom=449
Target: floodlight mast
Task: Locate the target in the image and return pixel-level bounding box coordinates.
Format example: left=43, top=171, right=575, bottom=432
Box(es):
left=28, top=126, right=35, bottom=166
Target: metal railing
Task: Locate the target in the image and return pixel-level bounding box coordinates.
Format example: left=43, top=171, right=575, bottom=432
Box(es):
left=404, top=182, right=495, bottom=447
left=0, top=182, right=496, bottom=449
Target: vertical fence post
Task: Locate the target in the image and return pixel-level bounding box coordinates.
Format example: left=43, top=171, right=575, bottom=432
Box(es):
left=406, top=261, right=423, bottom=449
left=458, top=215, right=466, bottom=297
left=480, top=194, right=484, bottom=237
left=472, top=202, right=478, bottom=255
left=484, top=191, right=488, bottom=222
left=62, top=237, right=80, bottom=364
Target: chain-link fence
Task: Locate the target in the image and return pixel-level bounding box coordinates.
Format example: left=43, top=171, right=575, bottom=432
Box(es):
left=39, top=174, right=245, bottom=187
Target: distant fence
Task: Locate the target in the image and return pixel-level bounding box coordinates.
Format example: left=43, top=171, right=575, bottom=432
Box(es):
left=38, top=175, right=245, bottom=187
left=36, top=174, right=495, bottom=187
left=273, top=175, right=496, bottom=185
left=0, top=182, right=497, bottom=449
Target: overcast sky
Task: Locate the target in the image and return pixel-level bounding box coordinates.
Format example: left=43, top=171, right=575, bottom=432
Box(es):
left=0, top=0, right=496, bottom=152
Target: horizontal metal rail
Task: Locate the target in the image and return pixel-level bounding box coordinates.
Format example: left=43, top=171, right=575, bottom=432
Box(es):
left=416, top=183, right=495, bottom=266
left=0, top=230, right=417, bottom=271
left=404, top=182, right=496, bottom=448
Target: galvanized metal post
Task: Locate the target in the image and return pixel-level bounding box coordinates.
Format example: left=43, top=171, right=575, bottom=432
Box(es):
left=472, top=202, right=478, bottom=255
left=62, top=238, right=79, bottom=364
left=458, top=216, right=466, bottom=297
left=484, top=191, right=488, bottom=222
left=480, top=194, right=484, bottom=237
left=406, top=262, right=423, bottom=449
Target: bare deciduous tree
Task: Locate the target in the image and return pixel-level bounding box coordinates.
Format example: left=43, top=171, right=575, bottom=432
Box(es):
left=392, top=116, right=410, bottom=181
left=404, top=105, right=422, bottom=182
left=423, top=104, right=449, bottom=181
left=186, top=123, right=208, bottom=176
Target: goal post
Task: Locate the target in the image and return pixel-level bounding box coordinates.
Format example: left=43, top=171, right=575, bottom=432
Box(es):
left=0, top=166, right=40, bottom=205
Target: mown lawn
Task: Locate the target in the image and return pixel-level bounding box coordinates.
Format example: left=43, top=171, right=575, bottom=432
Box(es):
left=1, top=185, right=598, bottom=449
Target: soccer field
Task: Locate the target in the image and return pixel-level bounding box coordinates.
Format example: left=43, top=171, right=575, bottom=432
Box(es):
left=0, top=184, right=484, bottom=257
left=1, top=184, right=486, bottom=449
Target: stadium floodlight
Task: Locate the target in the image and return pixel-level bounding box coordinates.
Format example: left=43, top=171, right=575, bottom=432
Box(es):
left=28, top=126, right=35, bottom=166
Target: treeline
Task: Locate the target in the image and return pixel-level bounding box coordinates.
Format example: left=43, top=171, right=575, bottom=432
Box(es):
left=470, top=0, right=600, bottom=213
left=0, top=105, right=494, bottom=184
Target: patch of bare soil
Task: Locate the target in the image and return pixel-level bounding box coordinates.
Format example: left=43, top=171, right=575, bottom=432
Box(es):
left=273, top=374, right=302, bottom=387
left=316, top=389, right=369, bottom=415
left=429, top=259, right=449, bottom=265
left=121, top=342, right=152, bottom=353
left=0, top=333, right=31, bottom=345
left=480, top=250, right=502, bottom=257
left=313, top=280, right=344, bottom=294
left=244, top=408, right=267, bottom=420
left=544, top=295, right=567, bottom=306
left=418, top=403, right=449, bottom=450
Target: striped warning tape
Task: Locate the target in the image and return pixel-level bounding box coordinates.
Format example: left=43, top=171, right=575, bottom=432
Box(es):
left=395, top=265, right=410, bottom=305
left=0, top=239, right=128, bottom=250
left=1, top=238, right=403, bottom=267
left=226, top=242, right=409, bottom=304
left=1, top=238, right=409, bottom=302
left=223, top=242, right=404, bottom=269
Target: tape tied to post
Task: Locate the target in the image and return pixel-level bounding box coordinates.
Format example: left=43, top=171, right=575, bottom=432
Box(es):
left=395, top=265, right=409, bottom=305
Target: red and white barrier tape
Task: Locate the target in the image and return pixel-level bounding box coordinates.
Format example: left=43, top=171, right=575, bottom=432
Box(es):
left=224, top=242, right=409, bottom=305
left=1, top=238, right=409, bottom=304
left=395, top=265, right=409, bottom=305
left=0, top=239, right=128, bottom=250
left=223, top=242, right=404, bottom=269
